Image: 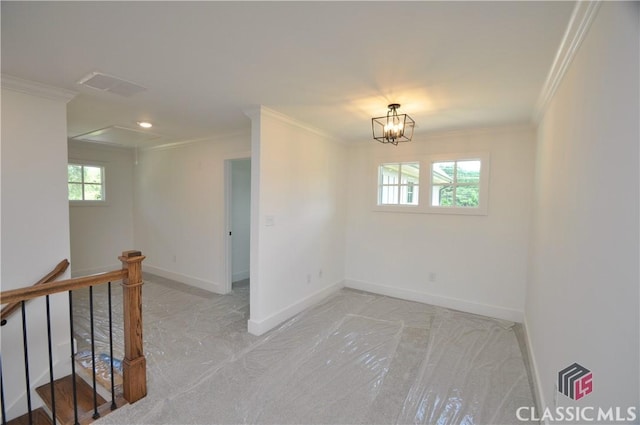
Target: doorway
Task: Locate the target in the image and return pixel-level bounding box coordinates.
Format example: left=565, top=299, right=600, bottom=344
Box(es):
left=225, top=158, right=251, bottom=292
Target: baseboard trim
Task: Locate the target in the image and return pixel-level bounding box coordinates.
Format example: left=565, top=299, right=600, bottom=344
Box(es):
left=248, top=280, right=344, bottom=336
left=523, top=316, right=548, bottom=424
left=232, top=270, right=250, bottom=282
left=71, top=264, right=120, bottom=278
left=344, top=279, right=524, bottom=323
left=144, top=265, right=224, bottom=294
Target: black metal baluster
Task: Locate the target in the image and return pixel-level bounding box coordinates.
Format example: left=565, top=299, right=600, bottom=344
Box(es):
left=20, top=301, right=32, bottom=425
left=1, top=354, right=7, bottom=425
left=45, top=295, right=57, bottom=424
left=89, top=286, right=100, bottom=419
left=107, top=282, right=117, bottom=410
left=68, top=291, right=79, bottom=425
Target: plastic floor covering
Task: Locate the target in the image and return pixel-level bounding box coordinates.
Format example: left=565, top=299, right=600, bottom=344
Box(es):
left=72, top=275, right=536, bottom=425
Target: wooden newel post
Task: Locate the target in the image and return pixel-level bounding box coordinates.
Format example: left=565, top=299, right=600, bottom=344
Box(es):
left=119, top=250, right=147, bottom=403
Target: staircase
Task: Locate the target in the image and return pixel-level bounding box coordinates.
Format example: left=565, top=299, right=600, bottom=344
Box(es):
left=0, top=251, right=147, bottom=425
left=7, top=372, right=126, bottom=425
left=4, top=408, right=51, bottom=425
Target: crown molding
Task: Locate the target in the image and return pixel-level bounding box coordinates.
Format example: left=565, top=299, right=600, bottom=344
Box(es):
left=246, top=105, right=346, bottom=145
left=418, top=122, right=535, bottom=141
left=142, top=128, right=251, bottom=152
left=243, top=106, right=261, bottom=122
left=532, top=1, right=601, bottom=123
left=68, top=138, right=133, bottom=153
left=1, top=74, right=77, bottom=103
left=348, top=122, right=535, bottom=148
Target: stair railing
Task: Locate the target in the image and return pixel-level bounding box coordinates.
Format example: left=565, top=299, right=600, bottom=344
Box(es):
left=0, top=259, right=70, bottom=327
left=0, top=250, right=146, bottom=425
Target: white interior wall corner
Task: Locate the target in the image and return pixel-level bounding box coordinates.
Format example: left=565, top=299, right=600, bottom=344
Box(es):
left=344, top=126, right=536, bottom=323
left=1, top=82, right=74, bottom=418
left=247, top=106, right=347, bottom=335
left=526, top=1, right=639, bottom=411
left=68, top=140, right=135, bottom=275
left=132, top=132, right=251, bottom=295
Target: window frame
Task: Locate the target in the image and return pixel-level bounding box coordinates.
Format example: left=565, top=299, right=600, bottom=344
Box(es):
left=68, top=161, right=107, bottom=205
left=377, top=161, right=421, bottom=208
left=426, top=153, right=490, bottom=215
left=372, top=152, right=490, bottom=215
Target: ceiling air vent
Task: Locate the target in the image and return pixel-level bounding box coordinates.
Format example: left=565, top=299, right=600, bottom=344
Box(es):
left=77, top=72, right=147, bottom=97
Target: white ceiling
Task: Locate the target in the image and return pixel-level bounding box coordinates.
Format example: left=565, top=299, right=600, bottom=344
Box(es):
left=1, top=1, right=575, bottom=148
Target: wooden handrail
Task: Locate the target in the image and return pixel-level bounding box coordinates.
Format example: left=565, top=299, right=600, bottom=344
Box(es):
left=0, top=250, right=147, bottom=404
left=0, top=269, right=127, bottom=305
left=0, top=259, right=70, bottom=326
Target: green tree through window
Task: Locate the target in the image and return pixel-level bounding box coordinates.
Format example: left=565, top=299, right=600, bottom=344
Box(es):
left=432, top=160, right=480, bottom=208
left=68, top=164, right=104, bottom=201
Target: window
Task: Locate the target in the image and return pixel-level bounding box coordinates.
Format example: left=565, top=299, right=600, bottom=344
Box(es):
left=378, top=162, right=420, bottom=205
left=373, top=153, right=489, bottom=215
left=68, top=164, right=105, bottom=201
left=431, top=160, right=481, bottom=208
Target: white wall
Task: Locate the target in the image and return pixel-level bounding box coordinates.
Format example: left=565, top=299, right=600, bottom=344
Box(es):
left=133, top=133, right=251, bottom=293
left=231, top=158, right=251, bottom=282
left=344, top=126, right=536, bottom=322
left=1, top=78, right=75, bottom=418
left=247, top=107, right=347, bottom=335
left=68, top=140, right=134, bottom=276
left=526, top=2, right=639, bottom=414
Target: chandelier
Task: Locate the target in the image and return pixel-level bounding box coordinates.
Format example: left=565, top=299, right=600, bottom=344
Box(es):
left=371, top=103, right=415, bottom=145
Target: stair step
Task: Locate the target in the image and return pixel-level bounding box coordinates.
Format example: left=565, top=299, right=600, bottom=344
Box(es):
left=74, top=352, right=123, bottom=401
left=7, top=407, right=53, bottom=425
left=36, top=374, right=125, bottom=425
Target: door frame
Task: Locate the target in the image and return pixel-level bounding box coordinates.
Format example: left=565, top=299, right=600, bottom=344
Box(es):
left=223, top=154, right=251, bottom=293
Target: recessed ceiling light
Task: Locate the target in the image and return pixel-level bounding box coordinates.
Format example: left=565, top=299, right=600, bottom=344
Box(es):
left=137, top=121, right=153, bottom=128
